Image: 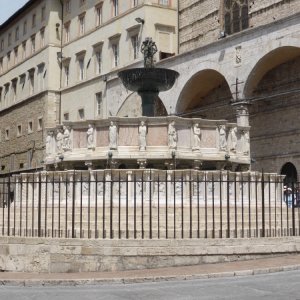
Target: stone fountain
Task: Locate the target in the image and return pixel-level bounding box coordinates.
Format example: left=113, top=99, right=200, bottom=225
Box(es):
left=118, top=37, right=179, bottom=116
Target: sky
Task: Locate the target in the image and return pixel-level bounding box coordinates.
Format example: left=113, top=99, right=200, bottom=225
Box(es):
left=0, top=0, right=28, bottom=25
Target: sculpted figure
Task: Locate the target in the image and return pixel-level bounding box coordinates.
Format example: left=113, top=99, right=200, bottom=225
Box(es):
left=46, top=131, right=54, bottom=155
left=230, top=127, right=237, bottom=153
left=109, top=121, right=117, bottom=150
left=62, top=125, right=71, bottom=151
left=219, top=125, right=227, bottom=151
left=141, top=37, right=157, bottom=68
left=138, top=121, right=147, bottom=151
left=56, top=128, right=63, bottom=154
left=243, top=130, right=250, bottom=155
left=193, top=123, right=201, bottom=150
left=87, top=124, right=94, bottom=149
left=168, top=121, right=177, bottom=149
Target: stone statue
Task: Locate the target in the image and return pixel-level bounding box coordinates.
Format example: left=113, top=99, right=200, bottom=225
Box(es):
left=192, top=123, right=201, bottom=150
left=62, top=125, right=71, bottom=151
left=46, top=130, right=54, bottom=155
left=229, top=127, right=237, bottom=153
left=168, top=121, right=177, bottom=149
left=219, top=125, right=227, bottom=151
left=243, top=130, right=250, bottom=155
left=141, top=37, right=157, bottom=68
left=56, top=128, right=63, bottom=154
left=109, top=121, right=117, bottom=150
left=87, top=124, right=94, bottom=149
left=138, top=121, right=147, bottom=151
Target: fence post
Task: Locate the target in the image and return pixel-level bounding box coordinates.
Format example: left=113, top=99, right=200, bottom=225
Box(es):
left=38, top=172, right=42, bottom=237
left=261, top=171, right=265, bottom=237
left=292, top=181, right=295, bottom=236
left=7, top=175, right=11, bottom=236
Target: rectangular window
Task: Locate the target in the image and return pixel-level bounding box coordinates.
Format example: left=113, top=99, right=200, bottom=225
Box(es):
left=22, top=42, right=26, bottom=59
left=12, top=80, right=17, bottom=102
left=112, top=43, right=119, bottom=67
left=113, top=0, right=118, bottom=17
left=23, top=20, right=27, bottom=35
left=40, top=29, right=45, bottom=47
left=28, top=121, right=33, bottom=133
left=78, top=108, right=85, bottom=120
left=64, top=22, right=70, bottom=43
left=132, top=0, right=139, bottom=7
left=29, top=71, right=34, bottom=95
left=7, top=52, right=10, bottom=69
left=17, top=125, right=22, bottom=137
left=95, top=50, right=102, bottom=74
left=41, top=6, right=46, bottom=21
left=78, top=57, right=85, bottom=80
left=8, top=33, right=11, bottom=46
left=4, top=84, right=9, bottom=106
left=5, top=129, right=9, bottom=140
left=79, top=15, right=85, bottom=36
left=159, top=0, right=169, bottom=5
left=37, top=64, right=44, bottom=92
left=32, top=13, right=36, bottom=27
left=38, top=117, right=43, bottom=130
left=15, top=26, right=19, bottom=41
left=0, top=59, right=3, bottom=74
left=131, top=35, right=139, bottom=59
left=14, top=47, right=18, bottom=65
left=0, top=39, right=4, bottom=51
left=64, top=65, right=69, bottom=86
left=19, top=74, right=26, bottom=90
left=96, top=92, right=102, bottom=117
left=31, top=35, right=36, bottom=54
left=95, top=5, right=102, bottom=27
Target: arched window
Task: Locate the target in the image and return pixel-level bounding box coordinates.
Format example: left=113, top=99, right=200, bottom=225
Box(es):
left=224, top=0, right=249, bottom=35
left=281, top=162, right=298, bottom=186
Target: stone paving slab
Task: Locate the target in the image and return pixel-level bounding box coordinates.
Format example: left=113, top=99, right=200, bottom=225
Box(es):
left=0, top=254, right=299, bottom=286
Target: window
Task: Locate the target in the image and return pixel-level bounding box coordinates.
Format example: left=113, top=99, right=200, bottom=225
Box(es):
left=19, top=74, right=26, bottom=90
left=14, top=47, right=18, bottom=65
left=132, top=0, right=139, bottom=7
left=64, top=22, right=70, bottom=43
left=96, top=92, right=102, bottom=117
left=65, top=0, right=71, bottom=14
left=32, top=13, right=36, bottom=27
left=37, top=63, right=45, bottom=92
left=28, top=121, right=33, bottom=133
left=131, top=35, right=139, bottom=60
left=5, top=128, right=9, bottom=140
left=224, top=0, right=249, bottom=35
left=23, top=20, right=27, bottom=35
left=17, top=125, right=22, bottom=137
left=15, top=26, right=19, bottom=41
left=95, top=49, right=102, bottom=74
left=41, top=6, right=46, bottom=21
left=78, top=57, right=85, bottom=80
left=4, top=84, right=9, bottom=105
left=95, top=4, right=103, bottom=27
left=79, top=14, right=85, bottom=36
left=7, top=52, right=11, bottom=69
left=8, top=33, right=11, bottom=46
left=31, top=35, right=36, bottom=54
left=63, top=112, right=69, bottom=121
left=78, top=108, right=85, bottom=120
left=159, top=0, right=169, bottom=5
left=0, top=87, right=2, bottom=105
left=22, top=41, right=26, bottom=59
left=40, top=28, right=45, bottom=47
left=0, top=59, right=3, bottom=74
left=113, top=0, right=118, bottom=17
left=0, top=40, right=4, bottom=51
left=28, top=70, right=35, bottom=95
left=38, top=117, right=43, bottom=131
left=112, top=43, right=119, bottom=67
left=12, top=80, right=17, bottom=102
left=64, top=64, right=69, bottom=86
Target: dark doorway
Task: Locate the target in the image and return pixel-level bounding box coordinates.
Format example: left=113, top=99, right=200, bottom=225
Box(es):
left=281, top=162, right=298, bottom=186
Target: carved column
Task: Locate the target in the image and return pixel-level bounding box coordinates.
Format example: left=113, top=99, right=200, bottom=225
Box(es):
left=231, top=100, right=250, bottom=127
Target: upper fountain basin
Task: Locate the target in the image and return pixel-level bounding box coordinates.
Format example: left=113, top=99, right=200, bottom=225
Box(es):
left=118, top=68, right=179, bottom=93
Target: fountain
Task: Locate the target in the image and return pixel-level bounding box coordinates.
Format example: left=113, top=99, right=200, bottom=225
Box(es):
left=118, top=37, right=179, bottom=116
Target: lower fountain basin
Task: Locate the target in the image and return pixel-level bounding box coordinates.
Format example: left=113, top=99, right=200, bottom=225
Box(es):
left=118, top=68, right=179, bottom=92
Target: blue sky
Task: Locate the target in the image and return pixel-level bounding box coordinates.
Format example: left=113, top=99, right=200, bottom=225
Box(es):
left=0, top=0, right=28, bottom=25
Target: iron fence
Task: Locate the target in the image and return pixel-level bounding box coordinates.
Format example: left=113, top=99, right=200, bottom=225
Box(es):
left=0, top=170, right=299, bottom=239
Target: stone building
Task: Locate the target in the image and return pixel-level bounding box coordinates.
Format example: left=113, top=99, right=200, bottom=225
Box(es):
left=0, top=0, right=177, bottom=173
left=153, top=0, right=300, bottom=181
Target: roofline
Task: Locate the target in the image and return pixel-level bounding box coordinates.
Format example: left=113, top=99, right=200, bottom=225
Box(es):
left=0, top=0, right=38, bottom=32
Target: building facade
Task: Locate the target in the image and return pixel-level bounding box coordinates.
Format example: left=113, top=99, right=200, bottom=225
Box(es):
left=0, top=0, right=177, bottom=173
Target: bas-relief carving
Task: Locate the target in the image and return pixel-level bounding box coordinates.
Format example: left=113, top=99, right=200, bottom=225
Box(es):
left=62, top=126, right=71, bottom=151
left=242, top=130, right=250, bottom=155
left=192, top=123, right=201, bottom=150
left=109, top=121, right=117, bottom=150
left=138, top=121, right=147, bottom=151
left=201, top=129, right=217, bottom=148
left=87, top=124, right=95, bottom=149
left=177, top=127, right=191, bottom=148
left=219, top=125, right=227, bottom=151
left=56, top=128, right=63, bottom=154
left=168, top=121, right=177, bottom=149
left=229, top=127, right=237, bottom=153
left=46, top=131, right=55, bottom=155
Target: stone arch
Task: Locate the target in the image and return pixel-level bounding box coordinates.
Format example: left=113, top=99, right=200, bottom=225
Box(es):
left=116, top=92, right=167, bottom=117
left=244, top=46, right=300, bottom=98
left=176, top=69, right=234, bottom=120
left=281, top=162, right=298, bottom=185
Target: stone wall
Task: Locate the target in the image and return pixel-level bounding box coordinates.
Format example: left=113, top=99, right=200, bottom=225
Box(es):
left=0, top=236, right=299, bottom=273
left=179, top=0, right=300, bottom=53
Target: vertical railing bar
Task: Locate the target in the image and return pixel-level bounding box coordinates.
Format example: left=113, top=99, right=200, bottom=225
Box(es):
left=102, top=171, right=106, bottom=239
left=65, top=173, right=68, bottom=239
left=261, top=171, right=265, bottom=238
left=241, top=173, right=244, bottom=238
left=268, top=174, right=271, bottom=236
left=181, top=172, right=184, bottom=239
left=134, top=172, right=136, bottom=239
left=7, top=176, right=11, bottom=237
left=274, top=177, right=277, bottom=237
left=234, top=173, right=237, bottom=238
left=141, top=171, right=144, bottom=239
left=248, top=173, right=251, bottom=238
left=149, top=169, right=152, bottom=240
left=197, top=172, right=200, bottom=238
left=126, top=171, right=129, bottom=239
left=110, top=170, right=113, bottom=239
left=95, top=172, right=98, bottom=239
left=58, top=174, right=61, bottom=238
left=292, top=181, right=295, bottom=236
left=80, top=172, right=83, bottom=238
left=20, top=176, right=23, bottom=236
left=173, top=170, right=176, bottom=239
left=72, top=171, right=76, bottom=238
left=226, top=171, right=230, bottom=238
left=189, top=171, right=192, bottom=239
left=205, top=172, right=208, bottom=239
left=118, top=171, right=121, bottom=239
left=88, top=172, right=91, bottom=239
left=280, top=179, right=283, bottom=236
left=212, top=172, right=215, bottom=239
left=220, top=171, right=223, bottom=239
left=32, top=174, right=35, bottom=237
left=157, top=173, right=160, bottom=239
left=45, top=173, right=48, bottom=237
left=165, top=171, right=168, bottom=239
left=255, top=173, right=258, bottom=238
left=38, top=173, right=42, bottom=237
left=13, top=175, right=16, bottom=236
left=51, top=173, right=54, bottom=238
left=1, top=179, right=5, bottom=236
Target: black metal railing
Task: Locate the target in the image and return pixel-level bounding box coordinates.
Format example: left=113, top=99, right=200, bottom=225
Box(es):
left=0, top=170, right=299, bottom=239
